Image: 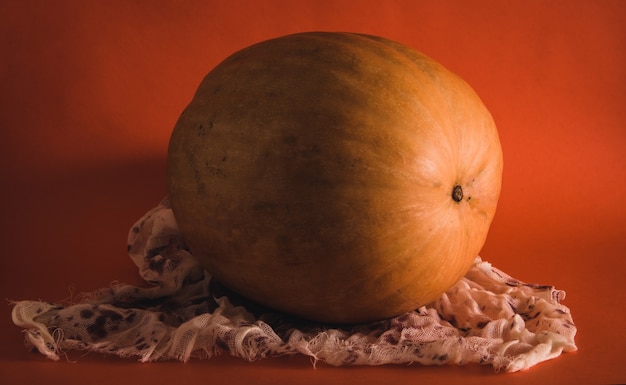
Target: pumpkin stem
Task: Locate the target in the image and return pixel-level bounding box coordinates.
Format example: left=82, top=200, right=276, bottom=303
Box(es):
left=452, top=185, right=463, bottom=203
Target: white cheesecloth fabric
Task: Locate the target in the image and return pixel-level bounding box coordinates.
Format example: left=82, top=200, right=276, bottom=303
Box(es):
left=11, top=199, right=577, bottom=372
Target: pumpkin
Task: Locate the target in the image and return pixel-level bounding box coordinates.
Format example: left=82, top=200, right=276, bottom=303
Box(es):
left=167, top=32, right=503, bottom=324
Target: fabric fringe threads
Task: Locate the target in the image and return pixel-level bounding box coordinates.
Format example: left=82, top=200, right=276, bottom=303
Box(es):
left=11, top=199, right=577, bottom=372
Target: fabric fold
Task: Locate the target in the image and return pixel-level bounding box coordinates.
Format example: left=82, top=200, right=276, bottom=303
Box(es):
left=11, top=199, right=577, bottom=372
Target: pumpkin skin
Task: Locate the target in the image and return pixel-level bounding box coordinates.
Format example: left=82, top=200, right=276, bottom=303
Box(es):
left=167, top=32, right=503, bottom=324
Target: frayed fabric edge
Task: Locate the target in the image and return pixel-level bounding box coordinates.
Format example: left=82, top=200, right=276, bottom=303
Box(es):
left=10, top=200, right=577, bottom=372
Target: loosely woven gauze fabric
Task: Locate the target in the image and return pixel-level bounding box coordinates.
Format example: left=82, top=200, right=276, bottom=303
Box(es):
left=11, top=199, right=577, bottom=372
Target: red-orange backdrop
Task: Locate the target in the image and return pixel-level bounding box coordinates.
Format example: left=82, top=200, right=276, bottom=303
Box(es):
left=1, top=1, right=625, bottom=384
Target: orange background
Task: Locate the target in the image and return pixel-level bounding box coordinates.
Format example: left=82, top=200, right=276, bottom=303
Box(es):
left=1, top=1, right=625, bottom=384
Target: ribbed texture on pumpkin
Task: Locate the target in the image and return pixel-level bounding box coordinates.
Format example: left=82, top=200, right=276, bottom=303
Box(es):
left=167, top=32, right=503, bottom=323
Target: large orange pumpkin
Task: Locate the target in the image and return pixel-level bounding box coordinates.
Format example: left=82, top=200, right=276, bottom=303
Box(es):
left=167, top=32, right=503, bottom=324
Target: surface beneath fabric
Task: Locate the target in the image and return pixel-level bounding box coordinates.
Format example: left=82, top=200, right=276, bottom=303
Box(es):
left=11, top=199, right=577, bottom=372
